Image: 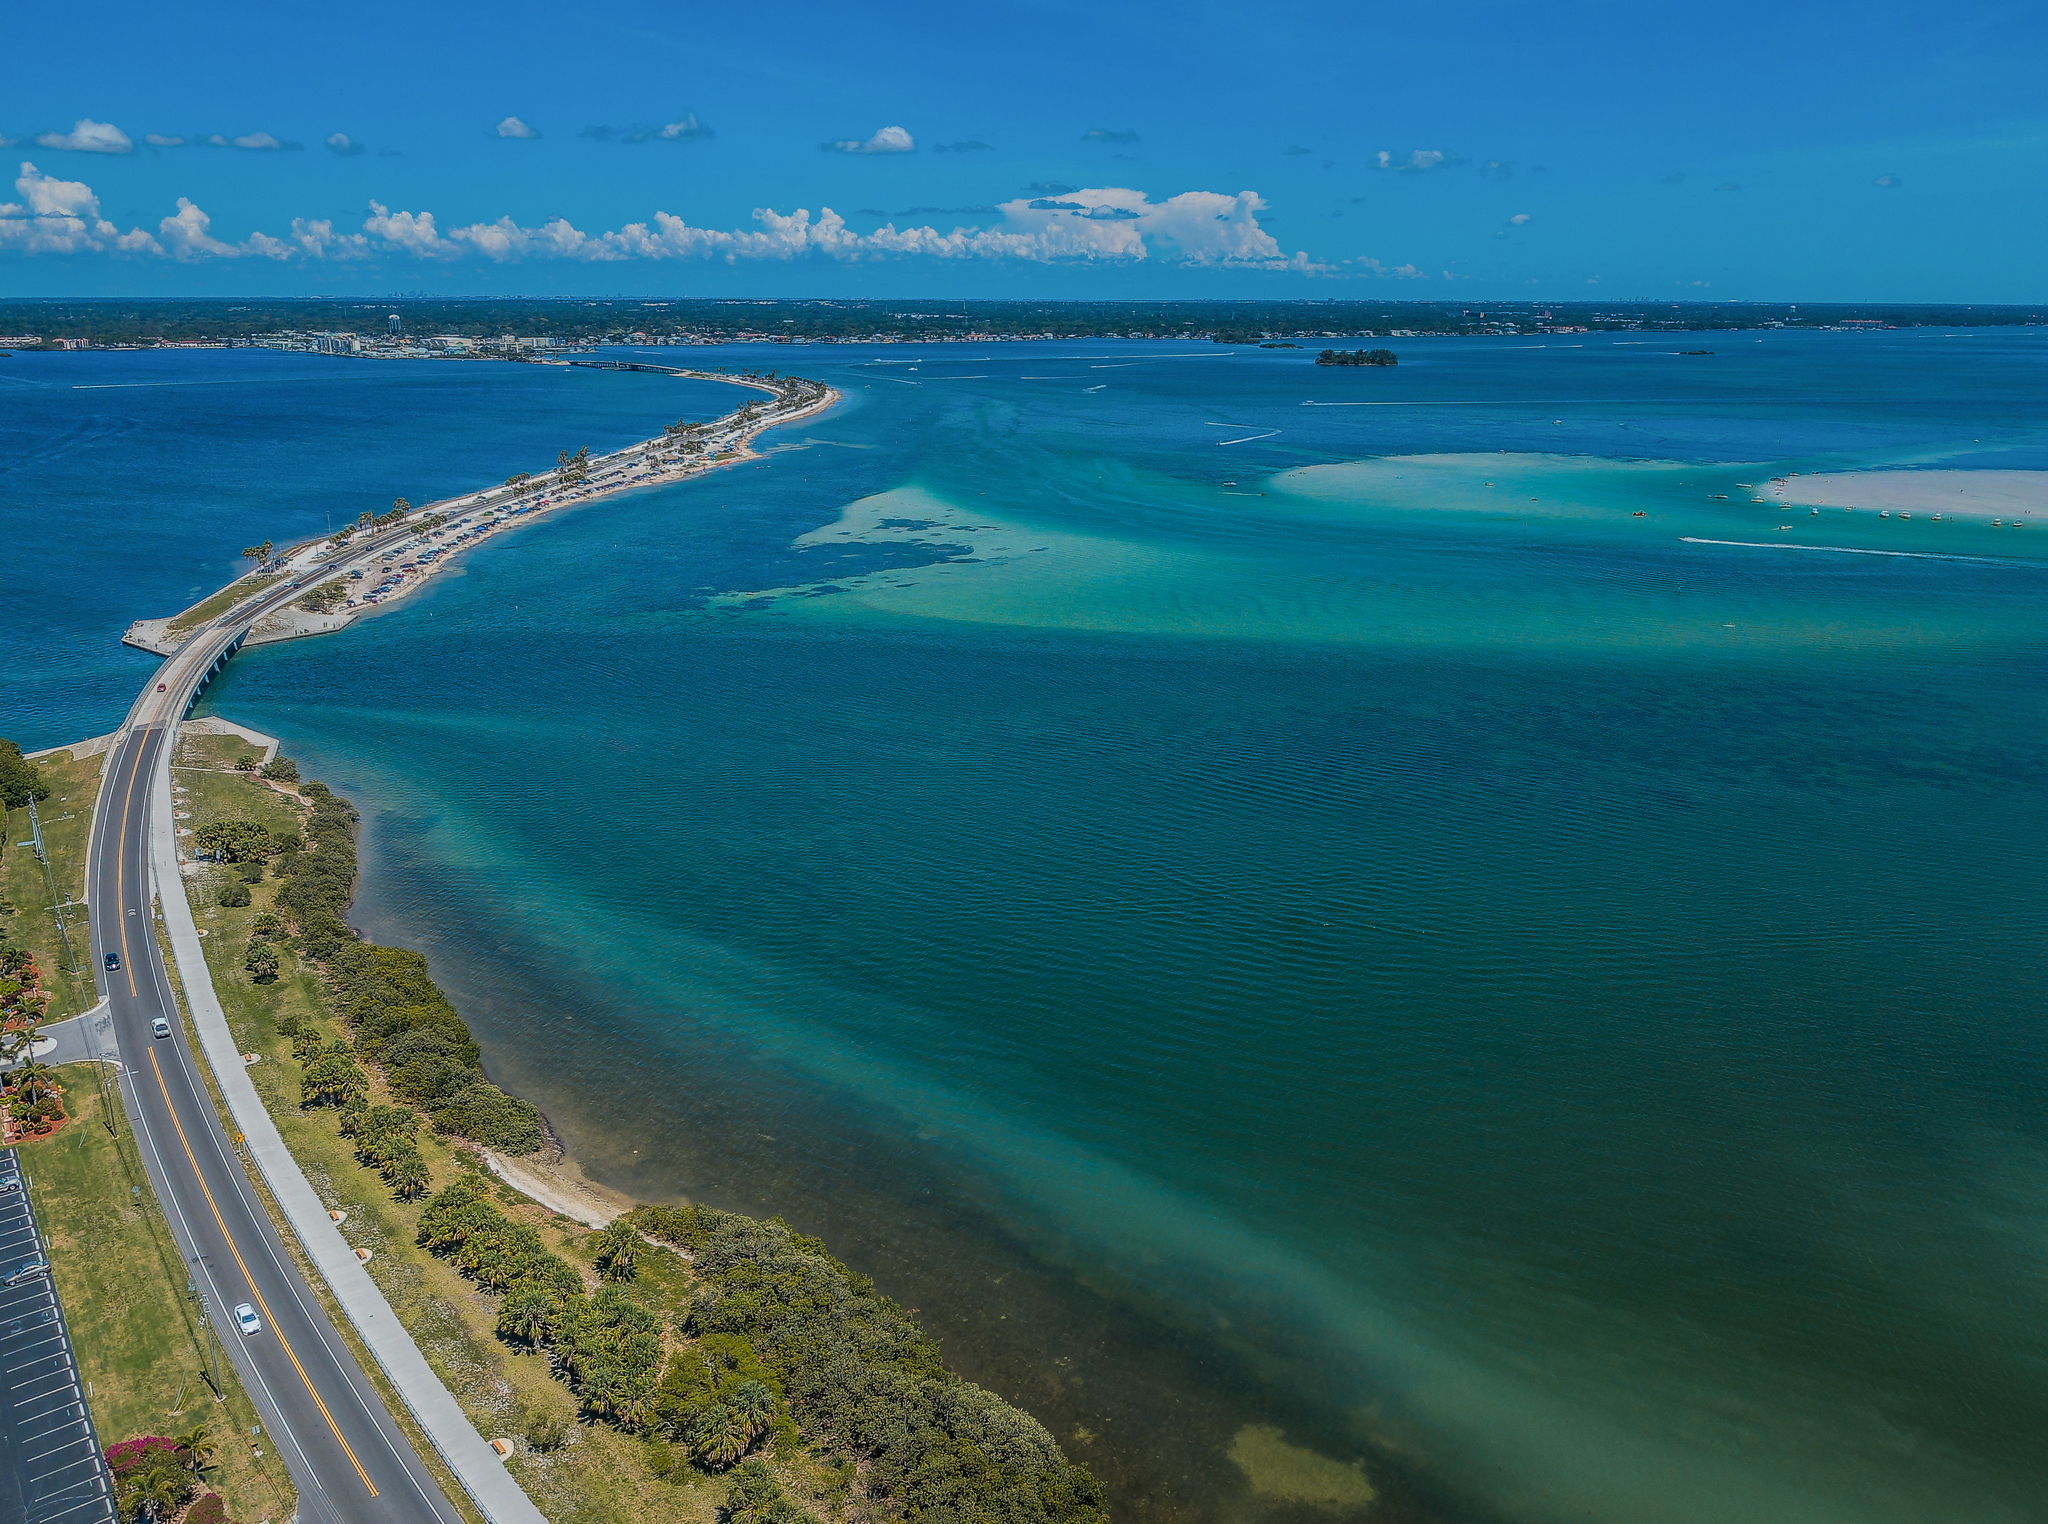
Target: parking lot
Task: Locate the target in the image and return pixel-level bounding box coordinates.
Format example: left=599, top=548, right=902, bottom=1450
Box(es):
left=0, top=1148, right=117, bottom=1524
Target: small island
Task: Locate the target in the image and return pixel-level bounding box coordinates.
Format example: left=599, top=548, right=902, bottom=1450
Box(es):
left=1316, top=348, right=1399, bottom=367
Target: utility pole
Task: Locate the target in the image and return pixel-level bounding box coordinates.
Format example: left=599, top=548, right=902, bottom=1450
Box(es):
left=25, top=795, right=82, bottom=980
left=188, top=1269, right=224, bottom=1400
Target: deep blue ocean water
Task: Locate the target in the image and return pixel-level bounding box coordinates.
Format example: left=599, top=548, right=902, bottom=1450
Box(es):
left=8, top=333, right=2048, bottom=1524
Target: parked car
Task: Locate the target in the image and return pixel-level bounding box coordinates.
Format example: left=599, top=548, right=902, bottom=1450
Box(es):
left=4, top=1260, right=50, bottom=1287
left=234, top=1303, right=262, bottom=1336
left=152, top=1018, right=172, bottom=1040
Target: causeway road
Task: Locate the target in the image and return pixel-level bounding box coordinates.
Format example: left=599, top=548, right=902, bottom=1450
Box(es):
left=85, top=559, right=473, bottom=1524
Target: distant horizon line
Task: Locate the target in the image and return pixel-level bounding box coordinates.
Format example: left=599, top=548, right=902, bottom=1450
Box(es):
left=4, top=294, right=2044, bottom=309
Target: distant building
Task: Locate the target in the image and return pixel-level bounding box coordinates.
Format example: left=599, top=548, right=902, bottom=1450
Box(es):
left=0, top=335, right=41, bottom=346
left=387, top=313, right=402, bottom=335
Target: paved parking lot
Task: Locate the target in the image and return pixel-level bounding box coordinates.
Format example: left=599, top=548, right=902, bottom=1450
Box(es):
left=0, top=1148, right=117, bottom=1524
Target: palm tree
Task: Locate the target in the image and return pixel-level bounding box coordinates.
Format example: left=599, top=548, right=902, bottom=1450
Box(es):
left=6, top=1057, right=53, bottom=1101
left=2, top=1014, right=47, bottom=1064
left=495, top=1286, right=555, bottom=1348
left=728, top=1379, right=775, bottom=1441
left=173, top=1422, right=216, bottom=1472
left=592, top=1220, right=638, bottom=1281
left=388, top=1152, right=431, bottom=1200
left=687, top=1403, right=751, bottom=1469
left=123, top=1457, right=193, bottom=1521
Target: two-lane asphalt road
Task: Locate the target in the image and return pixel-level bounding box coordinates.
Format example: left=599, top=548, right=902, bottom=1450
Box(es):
left=85, top=560, right=467, bottom=1524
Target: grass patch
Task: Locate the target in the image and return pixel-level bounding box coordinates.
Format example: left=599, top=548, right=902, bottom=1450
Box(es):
left=166, top=575, right=283, bottom=640
left=1, top=747, right=104, bottom=1020
left=23, top=1081, right=297, bottom=1523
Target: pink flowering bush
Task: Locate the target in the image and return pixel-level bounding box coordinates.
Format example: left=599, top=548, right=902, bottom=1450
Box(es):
left=103, top=1436, right=178, bottom=1477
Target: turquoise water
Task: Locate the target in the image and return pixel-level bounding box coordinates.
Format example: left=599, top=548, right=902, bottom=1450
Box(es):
left=11, top=333, right=2048, bottom=1523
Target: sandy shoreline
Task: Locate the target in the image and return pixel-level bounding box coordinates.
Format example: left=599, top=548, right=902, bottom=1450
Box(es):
left=1756, top=468, right=2046, bottom=522
left=483, top=1146, right=634, bottom=1227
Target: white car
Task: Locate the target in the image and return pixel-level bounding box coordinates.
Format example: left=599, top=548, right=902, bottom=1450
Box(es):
left=152, top=1018, right=171, bottom=1040
left=234, top=1302, right=262, bottom=1336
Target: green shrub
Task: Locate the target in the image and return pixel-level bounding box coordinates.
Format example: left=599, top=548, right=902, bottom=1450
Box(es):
left=216, top=881, right=251, bottom=908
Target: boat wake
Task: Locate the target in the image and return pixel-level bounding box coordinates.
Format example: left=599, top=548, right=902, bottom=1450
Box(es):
left=1679, top=537, right=2026, bottom=566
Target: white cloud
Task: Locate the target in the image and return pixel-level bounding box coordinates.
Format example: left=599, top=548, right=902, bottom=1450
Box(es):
left=655, top=114, right=713, bottom=142
left=0, top=161, right=157, bottom=253
left=286, top=217, right=369, bottom=259
left=325, top=133, right=365, bottom=156
left=824, top=125, right=914, bottom=155
left=1508, top=212, right=1531, bottom=224
left=0, top=170, right=1359, bottom=274
left=1373, top=148, right=1459, bottom=173
left=228, top=132, right=293, bottom=151
left=495, top=116, right=540, bottom=139
left=145, top=133, right=185, bottom=148
left=1873, top=172, right=1902, bottom=188
left=34, top=119, right=133, bottom=154
left=1349, top=255, right=1426, bottom=278
left=158, top=197, right=290, bottom=259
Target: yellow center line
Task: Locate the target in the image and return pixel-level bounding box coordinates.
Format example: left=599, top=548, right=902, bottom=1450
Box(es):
left=148, top=1043, right=378, bottom=1494
left=112, top=735, right=145, bottom=999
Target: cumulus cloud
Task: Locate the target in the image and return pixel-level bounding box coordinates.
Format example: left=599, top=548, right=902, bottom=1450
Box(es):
left=0, top=162, right=151, bottom=252
left=326, top=133, right=365, bottom=156
left=1373, top=148, right=1461, bottom=173
left=1873, top=172, right=1902, bottom=188
left=932, top=140, right=993, bottom=153
left=0, top=169, right=1350, bottom=273
left=34, top=119, right=133, bottom=154
left=145, top=133, right=185, bottom=148
left=1508, top=212, right=1531, bottom=224
left=598, top=115, right=717, bottom=144
left=495, top=116, right=540, bottom=139
left=224, top=132, right=298, bottom=151
left=1081, top=128, right=1140, bottom=144
left=823, top=125, right=915, bottom=154
left=1349, top=255, right=1426, bottom=278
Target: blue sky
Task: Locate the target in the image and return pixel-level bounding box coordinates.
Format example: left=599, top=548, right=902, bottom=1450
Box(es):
left=4, top=0, right=2045, bottom=300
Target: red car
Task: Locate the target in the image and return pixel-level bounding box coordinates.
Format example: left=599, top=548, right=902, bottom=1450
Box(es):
left=156, top=682, right=168, bottom=692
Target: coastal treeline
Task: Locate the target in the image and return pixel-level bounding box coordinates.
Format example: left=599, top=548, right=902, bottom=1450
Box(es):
left=1316, top=348, right=1398, bottom=367
left=6, top=296, right=2042, bottom=346
left=269, top=779, right=544, bottom=1153
left=410, top=1175, right=1105, bottom=1523
left=634, top=1203, right=1107, bottom=1524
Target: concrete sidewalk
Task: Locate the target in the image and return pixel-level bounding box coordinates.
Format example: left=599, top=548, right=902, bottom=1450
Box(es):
left=147, top=755, right=546, bottom=1524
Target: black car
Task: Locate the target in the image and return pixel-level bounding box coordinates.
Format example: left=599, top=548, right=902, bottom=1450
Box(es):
left=104, top=951, right=121, bottom=972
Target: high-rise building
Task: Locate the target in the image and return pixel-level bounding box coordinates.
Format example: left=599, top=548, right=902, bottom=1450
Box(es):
left=386, top=313, right=402, bottom=335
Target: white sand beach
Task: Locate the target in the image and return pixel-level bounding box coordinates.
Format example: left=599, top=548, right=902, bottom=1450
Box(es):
left=1757, top=470, right=2048, bottom=521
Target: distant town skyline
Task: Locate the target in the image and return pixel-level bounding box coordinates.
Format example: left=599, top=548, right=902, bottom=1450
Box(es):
left=5, top=0, right=2045, bottom=300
